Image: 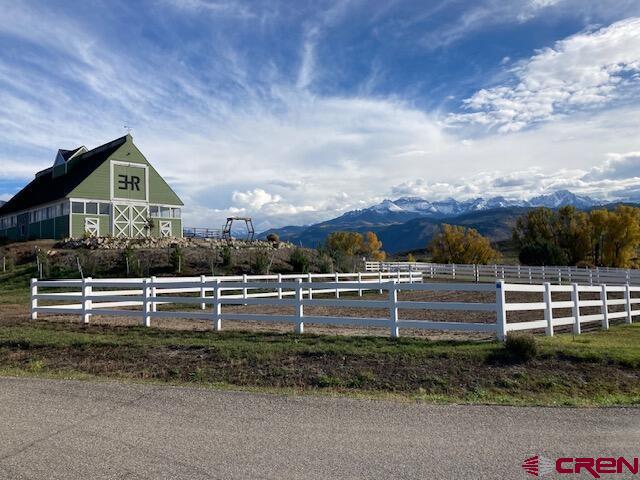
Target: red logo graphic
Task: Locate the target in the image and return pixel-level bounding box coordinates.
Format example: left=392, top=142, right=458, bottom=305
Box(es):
left=522, top=455, right=555, bottom=477
left=522, top=454, right=640, bottom=478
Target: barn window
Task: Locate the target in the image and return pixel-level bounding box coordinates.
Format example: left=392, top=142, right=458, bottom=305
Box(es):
left=72, top=202, right=84, bottom=214
left=160, top=207, right=171, bottom=218
left=150, top=206, right=159, bottom=216
left=171, top=208, right=181, bottom=218
left=86, top=202, right=98, bottom=214
left=99, top=203, right=110, bottom=215
left=62, top=203, right=70, bottom=215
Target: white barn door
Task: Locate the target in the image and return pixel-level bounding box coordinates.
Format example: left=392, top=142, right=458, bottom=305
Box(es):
left=113, top=204, right=149, bottom=238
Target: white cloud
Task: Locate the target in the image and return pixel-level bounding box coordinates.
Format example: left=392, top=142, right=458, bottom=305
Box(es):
left=583, top=151, right=640, bottom=181
left=232, top=188, right=282, bottom=209
left=449, top=17, right=640, bottom=132
left=421, top=0, right=568, bottom=49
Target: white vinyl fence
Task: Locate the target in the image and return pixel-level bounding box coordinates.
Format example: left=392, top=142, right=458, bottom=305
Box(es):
left=30, top=272, right=639, bottom=341
left=365, top=261, right=640, bottom=286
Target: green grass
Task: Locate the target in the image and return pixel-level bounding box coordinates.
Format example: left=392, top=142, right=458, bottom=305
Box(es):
left=0, top=319, right=639, bottom=406
left=0, top=265, right=33, bottom=304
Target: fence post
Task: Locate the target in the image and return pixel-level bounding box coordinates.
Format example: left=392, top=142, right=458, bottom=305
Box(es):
left=242, top=274, right=248, bottom=302
left=307, top=272, right=313, bottom=299
left=200, top=274, right=207, bottom=310
left=589, top=269, right=593, bottom=286
left=357, top=272, right=363, bottom=296
left=571, top=283, right=581, bottom=335
left=542, top=282, right=553, bottom=336
left=452, top=263, right=456, bottom=280
left=30, top=278, right=38, bottom=320
left=151, top=276, right=157, bottom=312
left=388, top=282, right=399, bottom=338
left=142, top=278, right=151, bottom=327
left=378, top=271, right=383, bottom=294
left=277, top=273, right=283, bottom=299
left=212, top=279, right=221, bottom=331
left=528, top=267, right=532, bottom=285
left=295, top=278, right=304, bottom=334
left=600, top=284, right=609, bottom=330
left=625, top=283, right=633, bottom=324
left=81, top=277, right=92, bottom=324
left=495, top=280, right=507, bottom=342
left=335, top=272, right=340, bottom=298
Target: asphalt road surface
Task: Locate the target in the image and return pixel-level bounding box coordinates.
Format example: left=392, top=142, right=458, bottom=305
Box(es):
left=0, top=377, right=638, bottom=479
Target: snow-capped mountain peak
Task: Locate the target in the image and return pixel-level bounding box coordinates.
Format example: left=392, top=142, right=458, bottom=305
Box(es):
left=359, top=190, right=601, bottom=219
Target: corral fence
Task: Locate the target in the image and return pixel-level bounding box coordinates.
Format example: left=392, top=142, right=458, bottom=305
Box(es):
left=30, top=271, right=639, bottom=341
left=365, top=261, right=640, bottom=286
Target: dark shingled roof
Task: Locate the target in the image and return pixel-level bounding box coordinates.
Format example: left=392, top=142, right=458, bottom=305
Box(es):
left=0, top=136, right=128, bottom=216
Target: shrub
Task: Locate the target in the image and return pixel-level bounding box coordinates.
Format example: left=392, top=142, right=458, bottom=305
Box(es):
left=169, top=246, right=184, bottom=274
left=266, top=233, right=280, bottom=243
left=289, top=247, right=310, bottom=273
left=221, top=246, right=233, bottom=268
left=505, top=334, right=538, bottom=362
left=252, top=250, right=271, bottom=274
left=317, top=253, right=333, bottom=274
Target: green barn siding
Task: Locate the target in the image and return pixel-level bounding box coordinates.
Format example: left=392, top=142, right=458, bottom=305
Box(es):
left=22, top=217, right=70, bottom=240
left=41, top=219, right=55, bottom=238
left=56, top=216, right=70, bottom=238
left=69, top=160, right=111, bottom=200
left=71, top=214, right=111, bottom=238
left=0, top=227, right=18, bottom=241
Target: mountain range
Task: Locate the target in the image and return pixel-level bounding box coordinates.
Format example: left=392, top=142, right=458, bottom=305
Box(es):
left=260, top=190, right=619, bottom=254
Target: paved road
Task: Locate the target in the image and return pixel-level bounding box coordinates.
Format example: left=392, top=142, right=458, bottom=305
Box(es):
left=0, top=378, right=638, bottom=479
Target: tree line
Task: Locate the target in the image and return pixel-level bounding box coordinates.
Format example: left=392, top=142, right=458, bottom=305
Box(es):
left=513, top=205, right=640, bottom=268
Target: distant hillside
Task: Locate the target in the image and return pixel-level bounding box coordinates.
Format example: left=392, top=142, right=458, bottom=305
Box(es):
left=259, top=191, right=636, bottom=254
left=373, top=207, right=526, bottom=253
left=261, top=207, right=526, bottom=253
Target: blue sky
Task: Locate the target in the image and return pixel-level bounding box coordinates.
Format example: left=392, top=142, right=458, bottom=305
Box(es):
left=2, top=0, right=640, bottom=230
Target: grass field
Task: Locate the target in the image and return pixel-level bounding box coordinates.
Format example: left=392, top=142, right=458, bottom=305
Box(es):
left=0, top=267, right=639, bottom=406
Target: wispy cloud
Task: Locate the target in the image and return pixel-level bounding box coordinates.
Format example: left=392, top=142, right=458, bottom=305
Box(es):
left=448, top=17, right=640, bottom=132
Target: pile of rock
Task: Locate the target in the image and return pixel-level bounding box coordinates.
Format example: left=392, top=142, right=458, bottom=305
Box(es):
left=55, top=236, right=293, bottom=251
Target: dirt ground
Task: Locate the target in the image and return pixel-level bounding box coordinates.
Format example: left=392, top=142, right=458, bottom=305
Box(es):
left=5, top=287, right=631, bottom=341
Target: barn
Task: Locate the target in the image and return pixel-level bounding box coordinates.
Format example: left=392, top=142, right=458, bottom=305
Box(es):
left=0, top=135, right=183, bottom=240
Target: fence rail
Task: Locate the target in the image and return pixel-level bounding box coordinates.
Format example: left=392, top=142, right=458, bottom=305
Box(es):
left=365, top=261, right=640, bottom=286
left=30, top=272, right=639, bottom=341
left=182, top=227, right=223, bottom=239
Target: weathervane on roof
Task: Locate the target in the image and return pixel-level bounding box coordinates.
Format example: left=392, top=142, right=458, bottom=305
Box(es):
left=124, top=124, right=133, bottom=135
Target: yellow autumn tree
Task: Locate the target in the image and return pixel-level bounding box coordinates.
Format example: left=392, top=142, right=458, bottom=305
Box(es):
left=428, top=224, right=500, bottom=264
left=362, top=231, right=386, bottom=261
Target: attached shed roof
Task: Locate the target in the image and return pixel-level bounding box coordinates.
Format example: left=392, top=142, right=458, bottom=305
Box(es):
left=0, top=136, right=128, bottom=216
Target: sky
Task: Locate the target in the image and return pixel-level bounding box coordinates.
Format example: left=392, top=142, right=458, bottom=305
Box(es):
left=2, top=0, right=640, bottom=231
